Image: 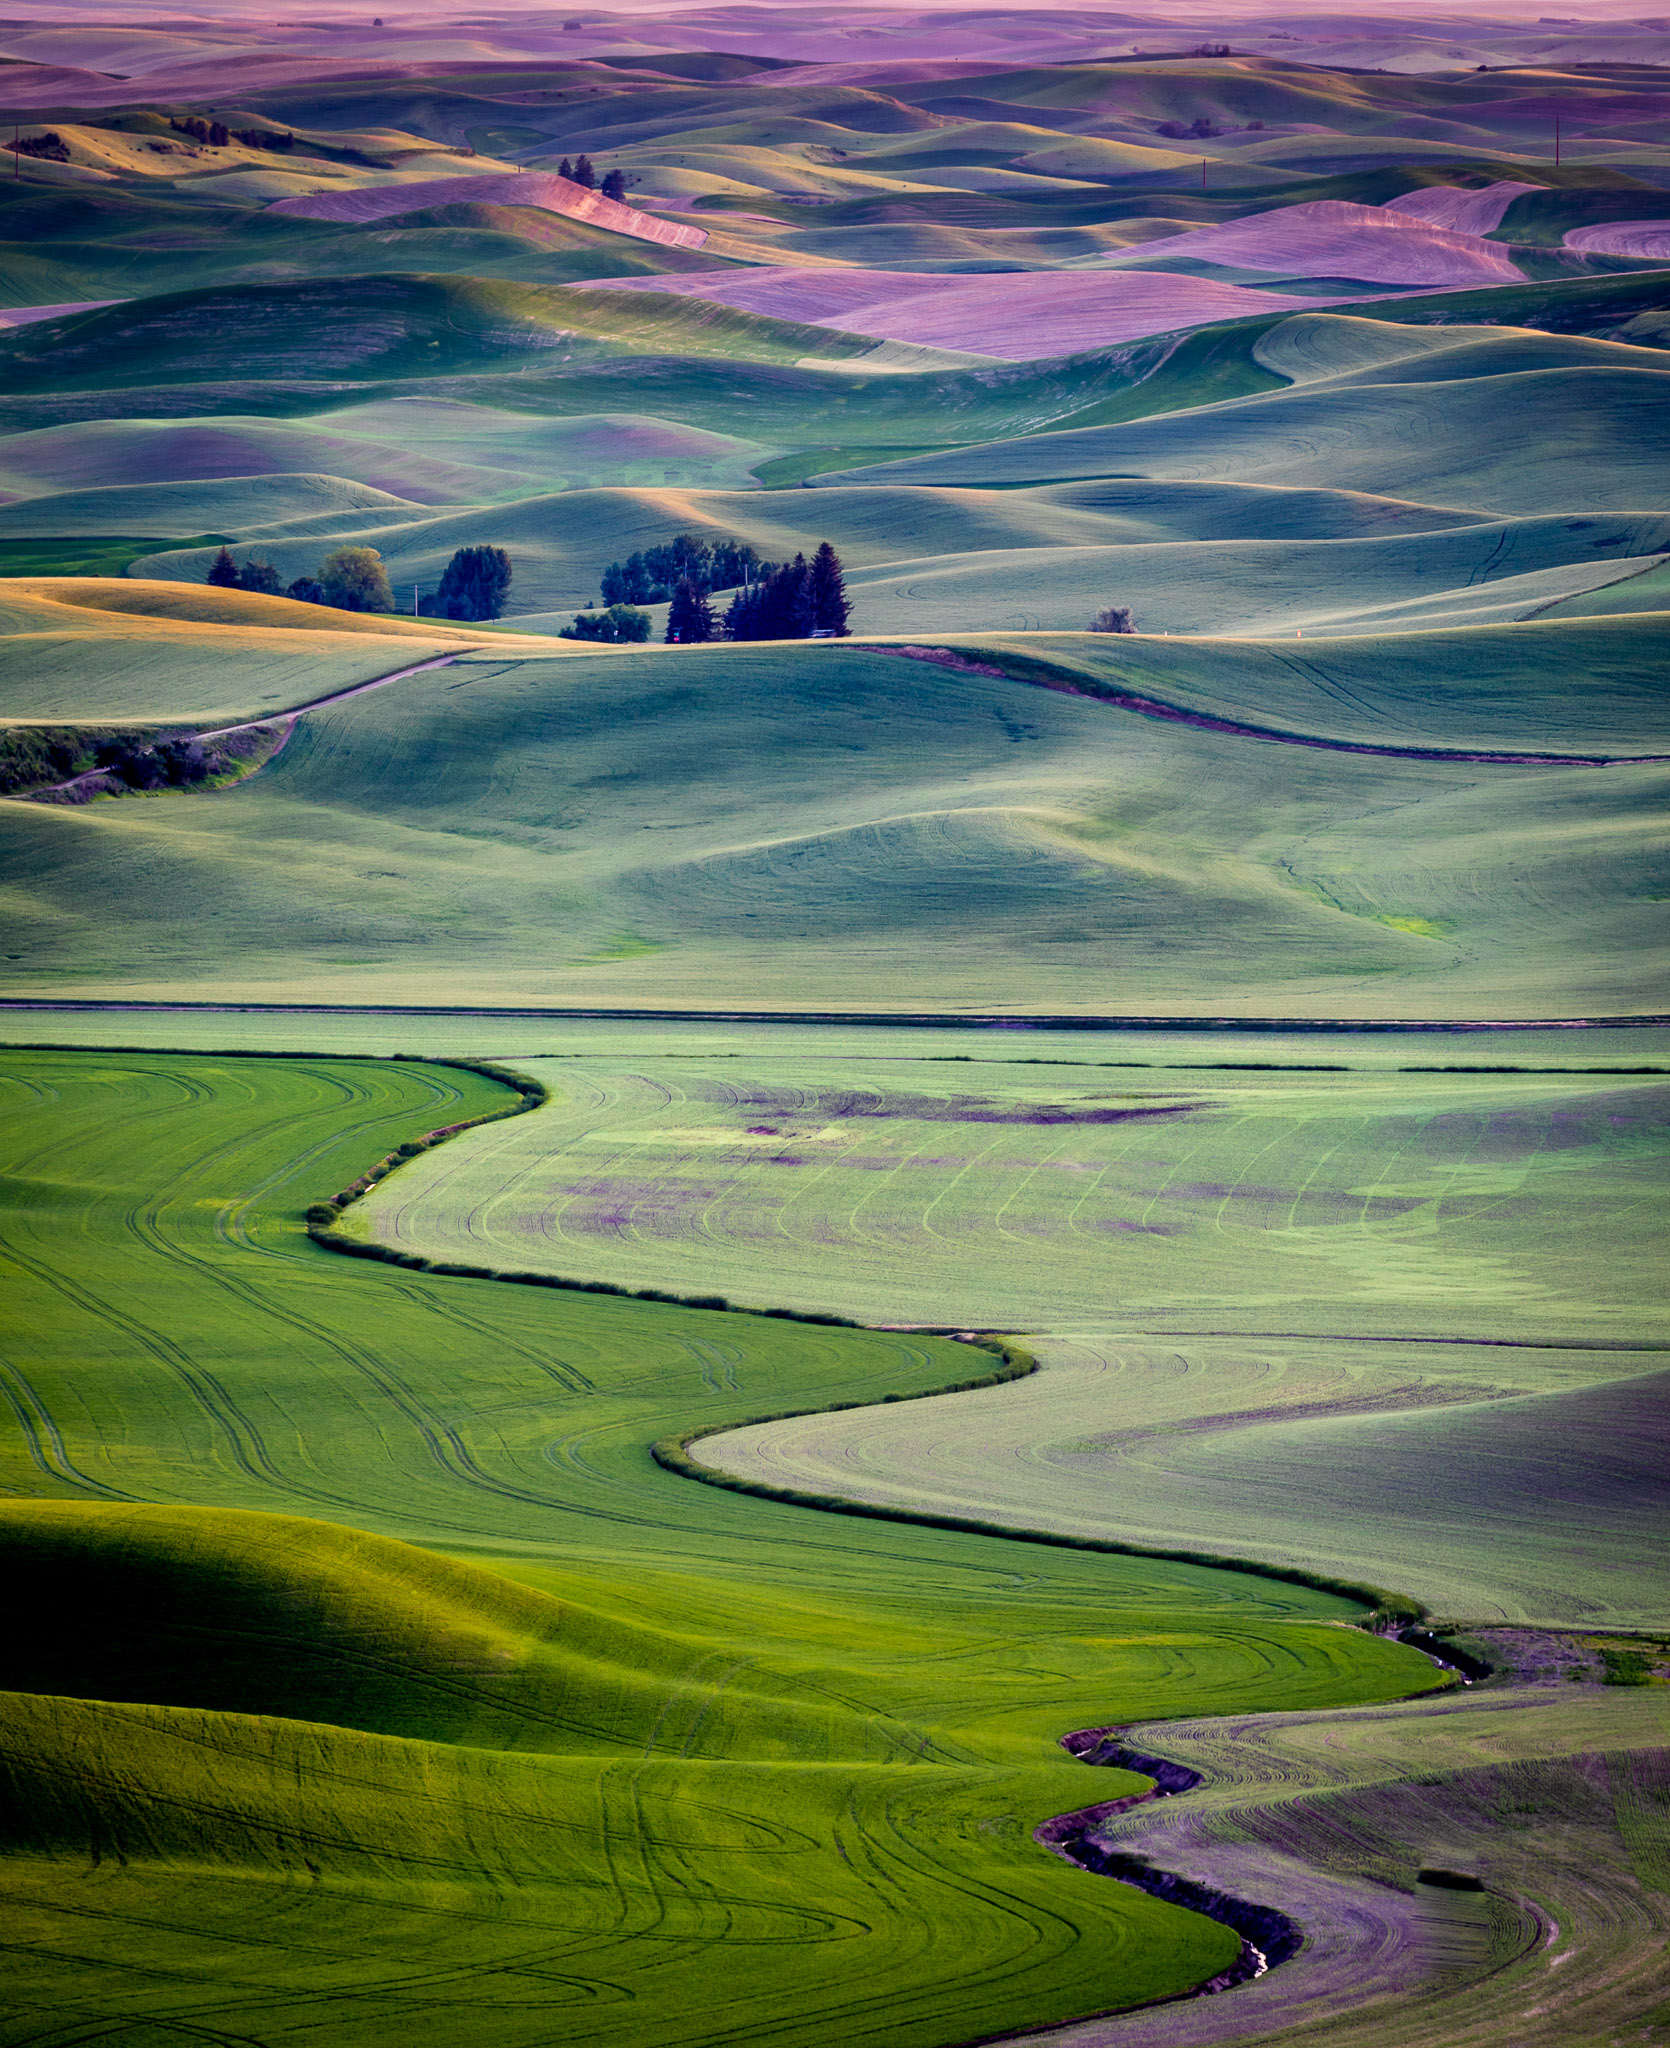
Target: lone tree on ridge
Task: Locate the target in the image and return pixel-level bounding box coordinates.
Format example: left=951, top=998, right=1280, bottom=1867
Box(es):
left=600, top=168, right=627, bottom=202
left=1090, top=604, right=1134, bottom=634
left=205, top=545, right=240, bottom=588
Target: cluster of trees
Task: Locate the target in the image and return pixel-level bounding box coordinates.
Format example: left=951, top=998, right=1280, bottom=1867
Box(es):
left=13, top=132, right=70, bottom=162
left=170, top=115, right=295, bottom=150
left=171, top=115, right=230, bottom=146
left=206, top=543, right=512, bottom=620
left=557, top=153, right=629, bottom=202
left=715, top=544, right=849, bottom=642
left=1156, top=114, right=1262, bottom=138
left=600, top=532, right=771, bottom=607
left=566, top=541, right=851, bottom=645
left=208, top=543, right=393, bottom=612
left=97, top=736, right=221, bottom=790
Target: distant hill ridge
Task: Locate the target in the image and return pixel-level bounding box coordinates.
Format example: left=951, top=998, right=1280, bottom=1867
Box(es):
left=267, top=170, right=709, bottom=249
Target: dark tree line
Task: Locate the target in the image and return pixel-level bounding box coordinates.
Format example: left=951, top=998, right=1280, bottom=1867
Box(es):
left=717, top=544, right=850, bottom=642
left=600, top=533, right=770, bottom=608
left=207, top=542, right=512, bottom=621
left=556, top=154, right=628, bottom=201
left=568, top=539, right=852, bottom=645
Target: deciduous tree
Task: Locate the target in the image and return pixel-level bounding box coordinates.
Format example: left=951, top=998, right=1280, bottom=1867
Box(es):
left=319, top=546, right=394, bottom=614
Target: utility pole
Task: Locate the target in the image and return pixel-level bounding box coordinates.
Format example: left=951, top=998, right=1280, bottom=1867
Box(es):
left=413, top=584, right=418, bottom=617
left=1202, top=157, right=1207, bottom=190
left=1555, top=113, right=1561, bottom=167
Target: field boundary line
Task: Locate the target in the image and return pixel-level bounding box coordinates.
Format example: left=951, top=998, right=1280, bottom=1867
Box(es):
left=872, top=643, right=1670, bottom=769
left=3, top=1003, right=1667, bottom=1031
left=248, top=1046, right=1430, bottom=1629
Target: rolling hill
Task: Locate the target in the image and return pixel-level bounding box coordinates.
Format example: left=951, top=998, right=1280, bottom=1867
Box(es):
left=2, top=626, right=1664, bottom=1012
left=1, top=22, right=1667, bottom=2048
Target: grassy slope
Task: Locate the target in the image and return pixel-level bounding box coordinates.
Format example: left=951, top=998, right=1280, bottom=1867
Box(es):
left=364, top=1054, right=1668, bottom=1346
left=0, top=579, right=574, bottom=723
left=0, top=1049, right=1433, bottom=2045
left=1, top=634, right=1662, bottom=1015
left=364, top=1048, right=1670, bottom=1626
left=834, top=516, right=1670, bottom=638
left=0, top=402, right=775, bottom=507
left=128, top=472, right=1515, bottom=622
left=819, top=353, right=1670, bottom=514
left=0, top=275, right=885, bottom=395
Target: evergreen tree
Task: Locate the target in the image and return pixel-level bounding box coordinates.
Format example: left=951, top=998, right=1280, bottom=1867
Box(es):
left=572, top=153, right=597, bottom=190
left=208, top=121, right=229, bottom=147
left=205, top=545, right=240, bottom=589
left=666, top=578, right=715, bottom=644
left=436, top=544, right=512, bottom=621
left=808, top=540, right=850, bottom=636
left=600, top=168, right=627, bottom=202
left=721, top=586, right=759, bottom=640
left=759, top=554, right=812, bottom=639
left=558, top=156, right=573, bottom=180
left=319, top=545, right=394, bottom=614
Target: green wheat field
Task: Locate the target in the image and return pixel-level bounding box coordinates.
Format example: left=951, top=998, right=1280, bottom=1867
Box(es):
left=0, top=9, right=1667, bottom=2047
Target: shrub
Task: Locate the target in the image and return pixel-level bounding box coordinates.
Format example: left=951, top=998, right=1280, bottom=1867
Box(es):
left=14, top=131, right=70, bottom=162
left=236, top=557, right=283, bottom=596
left=1601, top=1647, right=1655, bottom=1686
left=560, top=603, right=650, bottom=642
left=319, top=545, right=394, bottom=614
left=205, top=545, right=240, bottom=589
left=1091, top=604, right=1135, bottom=633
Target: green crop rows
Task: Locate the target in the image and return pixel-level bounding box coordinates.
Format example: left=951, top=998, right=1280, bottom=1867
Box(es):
left=0, top=1047, right=1439, bottom=2045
